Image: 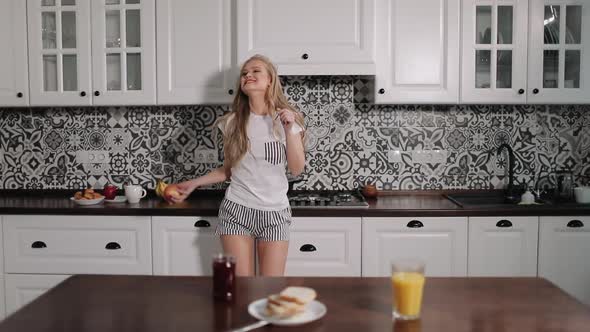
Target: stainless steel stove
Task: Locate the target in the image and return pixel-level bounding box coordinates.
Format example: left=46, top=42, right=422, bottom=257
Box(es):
left=288, top=190, right=369, bottom=209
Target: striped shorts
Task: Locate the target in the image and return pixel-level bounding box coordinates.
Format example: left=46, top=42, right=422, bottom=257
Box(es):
left=215, top=198, right=292, bottom=241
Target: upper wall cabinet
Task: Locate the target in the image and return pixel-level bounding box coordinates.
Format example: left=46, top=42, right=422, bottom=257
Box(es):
left=156, top=0, right=234, bottom=105
left=374, top=0, right=460, bottom=104
left=237, top=0, right=376, bottom=75
left=27, top=0, right=156, bottom=106
left=462, top=0, right=590, bottom=104
left=0, top=1, right=29, bottom=107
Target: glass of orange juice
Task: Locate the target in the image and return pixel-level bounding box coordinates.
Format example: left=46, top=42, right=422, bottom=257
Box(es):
left=391, top=259, right=425, bottom=320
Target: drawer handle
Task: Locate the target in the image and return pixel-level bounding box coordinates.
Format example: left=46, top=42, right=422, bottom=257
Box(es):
left=567, top=220, right=584, bottom=228
left=194, top=220, right=211, bottom=228
left=105, top=242, right=121, bottom=250
left=31, top=241, right=47, bottom=249
left=407, top=220, right=424, bottom=228
left=496, top=219, right=513, bottom=228
left=299, top=244, right=316, bottom=252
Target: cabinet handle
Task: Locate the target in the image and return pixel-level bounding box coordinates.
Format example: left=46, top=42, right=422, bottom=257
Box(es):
left=567, top=220, right=584, bottom=228
left=518, top=89, right=524, bottom=95
left=105, top=242, right=121, bottom=250
left=301, top=53, right=309, bottom=60
left=228, top=89, right=234, bottom=95
left=299, top=244, right=316, bottom=252
left=407, top=220, right=424, bottom=228
left=94, top=91, right=100, bottom=96
left=378, top=88, right=385, bottom=94
left=16, top=92, right=23, bottom=98
left=80, top=91, right=86, bottom=97
left=31, top=241, right=47, bottom=249
left=532, top=88, right=539, bottom=94
left=194, top=220, right=211, bottom=228
left=496, top=219, right=513, bottom=228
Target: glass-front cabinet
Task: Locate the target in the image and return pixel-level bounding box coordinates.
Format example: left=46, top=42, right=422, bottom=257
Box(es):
left=461, top=0, right=529, bottom=103
left=26, top=0, right=155, bottom=106
left=528, top=1, right=590, bottom=104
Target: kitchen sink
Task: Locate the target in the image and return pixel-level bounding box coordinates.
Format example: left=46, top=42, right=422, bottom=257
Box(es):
left=445, top=191, right=523, bottom=207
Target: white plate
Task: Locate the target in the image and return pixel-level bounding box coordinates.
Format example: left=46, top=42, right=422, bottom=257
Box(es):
left=248, top=298, right=327, bottom=326
left=70, top=197, right=104, bottom=206
left=105, top=195, right=127, bottom=203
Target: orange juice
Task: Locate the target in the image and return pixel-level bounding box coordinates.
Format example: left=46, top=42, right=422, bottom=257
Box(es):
left=391, top=272, right=425, bottom=318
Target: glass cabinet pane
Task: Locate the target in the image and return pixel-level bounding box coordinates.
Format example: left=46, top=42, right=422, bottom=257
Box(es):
left=61, top=0, right=76, bottom=5
left=107, top=54, right=122, bottom=90
left=475, top=50, right=491, bottom=88
left=127, top=53, right=142, bottom=90
left=564, top=50, right=580, bottom=88
left=61, top=11, right=76, bottom=48
left=566, top=6, right=582, bottom=44
left=126, top=0, right=140, bottom=4
left=106, top=10, right=121, bottom=48
left=497, top=6, right=513, bottom=44
left=42, top=0, right=56, bottom=6
left=43, top=55, right=58, bottom=91
left=62, top=55, right=78, bottom=91
left=106, top=0, right=120, bottom=4
left=497, top=50, right=512, bottom=88
left=126, top=10, right=141, bottom=47
left=42, top=12, right=57, bottom=49
left=476, top=6, right=492, bottom=44
left=543, top=50, right=559, bottom=88
left=544, top=6, right=560, bottom=44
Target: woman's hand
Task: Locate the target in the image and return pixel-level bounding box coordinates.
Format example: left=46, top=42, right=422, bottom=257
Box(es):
left=167, top=180, right=198, bottom=204
left=278, top=109, right=296, bottom=131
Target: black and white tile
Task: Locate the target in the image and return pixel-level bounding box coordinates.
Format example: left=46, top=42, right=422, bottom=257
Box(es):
left=1, top=77, right=589, bottom=190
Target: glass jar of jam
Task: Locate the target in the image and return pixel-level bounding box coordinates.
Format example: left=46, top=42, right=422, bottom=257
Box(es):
left=212, top=253, right=236, bottom=301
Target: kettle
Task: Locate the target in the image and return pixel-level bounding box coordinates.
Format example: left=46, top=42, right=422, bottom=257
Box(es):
left=554, top=170, right=574, bottom=201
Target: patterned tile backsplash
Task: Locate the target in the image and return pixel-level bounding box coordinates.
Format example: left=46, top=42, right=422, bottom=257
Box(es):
left=1, top=76, right=589, bottom=191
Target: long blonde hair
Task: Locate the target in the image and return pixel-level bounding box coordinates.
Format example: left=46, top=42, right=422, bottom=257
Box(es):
left=215, top=54, right=305, bottom=170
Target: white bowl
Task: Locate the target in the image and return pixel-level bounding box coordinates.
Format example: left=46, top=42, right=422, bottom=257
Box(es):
left=70, top=197, right=105, bottom=206
left=573, top=186, right=590, bottom=204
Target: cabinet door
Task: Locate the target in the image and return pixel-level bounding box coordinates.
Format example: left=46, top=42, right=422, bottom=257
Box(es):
left=374, top=0, right=459, bottom=104
left=539, top=217, right=590, bottom=306
left=0, top=216, right=4, bottom=319
left=91, top=0, right=156, bottom=105
left=461, top=0, right=528, bottom=103
left=527, top=1, right=590, bottom=103
left=286, top=218, right=361, bottom=277
left=4, top=274, right=70, bottom=317
left=152, top=217, right=222, bottom=276
left=362, top=217, right=468, bottom=277
left=27, top=0, right=92, bottom=106
left=0, top=0, right=29, bottom=106
left=237, top=0, right=376, bottom=75
left=468, top=216, right=538, bottom=277
left=157, top=0, right=234, bottom=104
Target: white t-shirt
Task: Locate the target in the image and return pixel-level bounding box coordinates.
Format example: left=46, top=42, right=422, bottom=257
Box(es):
left=220, top=112, right=303, bottom=210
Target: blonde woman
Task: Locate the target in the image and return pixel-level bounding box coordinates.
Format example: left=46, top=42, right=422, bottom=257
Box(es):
left=168, top=54, right=306, bottom=276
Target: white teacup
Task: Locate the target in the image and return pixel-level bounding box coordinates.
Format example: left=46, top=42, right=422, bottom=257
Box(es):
left=125, top=185, right=147, bottom=204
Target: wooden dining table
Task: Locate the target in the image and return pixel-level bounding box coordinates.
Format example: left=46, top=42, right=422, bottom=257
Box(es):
left=0, top=275, right=588, bottom=332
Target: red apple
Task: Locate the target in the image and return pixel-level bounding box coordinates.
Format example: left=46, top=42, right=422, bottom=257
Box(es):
left=164, top=184, right=182, bottom=203
left=103, top=183, right=118, bottom=200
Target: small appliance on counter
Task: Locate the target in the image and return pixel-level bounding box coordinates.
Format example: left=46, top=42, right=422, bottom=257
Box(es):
left=288, top=190, right=369, bottom=209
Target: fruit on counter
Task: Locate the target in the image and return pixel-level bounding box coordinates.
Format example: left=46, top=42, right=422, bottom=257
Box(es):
left=103, top=183, right=118, bottom=200
left=155, top=179, right=168, bottom=198
left=163, top=184, right=182, bottom=202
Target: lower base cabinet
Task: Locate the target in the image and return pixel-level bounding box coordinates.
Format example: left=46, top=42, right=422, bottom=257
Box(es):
left=362, top=217, right=468, bottom=277
left=539, top=216, right=590, bottom=306
left=4, top=274, right=71, bottom=317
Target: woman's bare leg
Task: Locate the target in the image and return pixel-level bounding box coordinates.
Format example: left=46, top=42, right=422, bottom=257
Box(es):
left=220, top=235, right=255, bottom=276
left=257, top=240, right=289, bottom=276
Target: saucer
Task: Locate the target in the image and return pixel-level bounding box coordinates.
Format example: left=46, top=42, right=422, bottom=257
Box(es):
left=105, top=195, right=127, bottom=203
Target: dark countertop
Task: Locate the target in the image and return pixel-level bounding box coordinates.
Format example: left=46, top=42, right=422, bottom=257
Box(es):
left=1, top=275, right=589, bottom=332
left=0, top=190, right=589, bottom=217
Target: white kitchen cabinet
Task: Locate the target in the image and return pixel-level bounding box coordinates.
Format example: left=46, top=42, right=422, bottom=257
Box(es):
left=4, top=274, right=71, bottom=317
left=0, top=216, right=4, bottom=319
left=362, top=217, right=468, bottom=277
left=468, top=216, right=538, bottom=277
left=156, top=0, right=234, bottom=104
left=539, top=216, right=590, bottom=306
left=237, top=0, right=376, bottom=75
left=0, top=0, right=29, bottom=106
left=374, top=0, right=460, bottom=104
left=27, top=0, right=156, bottom=106
left=286, top=217, right=361, bottom=277
left=3, top=215, right=152, bottom=275
left=152, top=217, right=222, bottom=276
